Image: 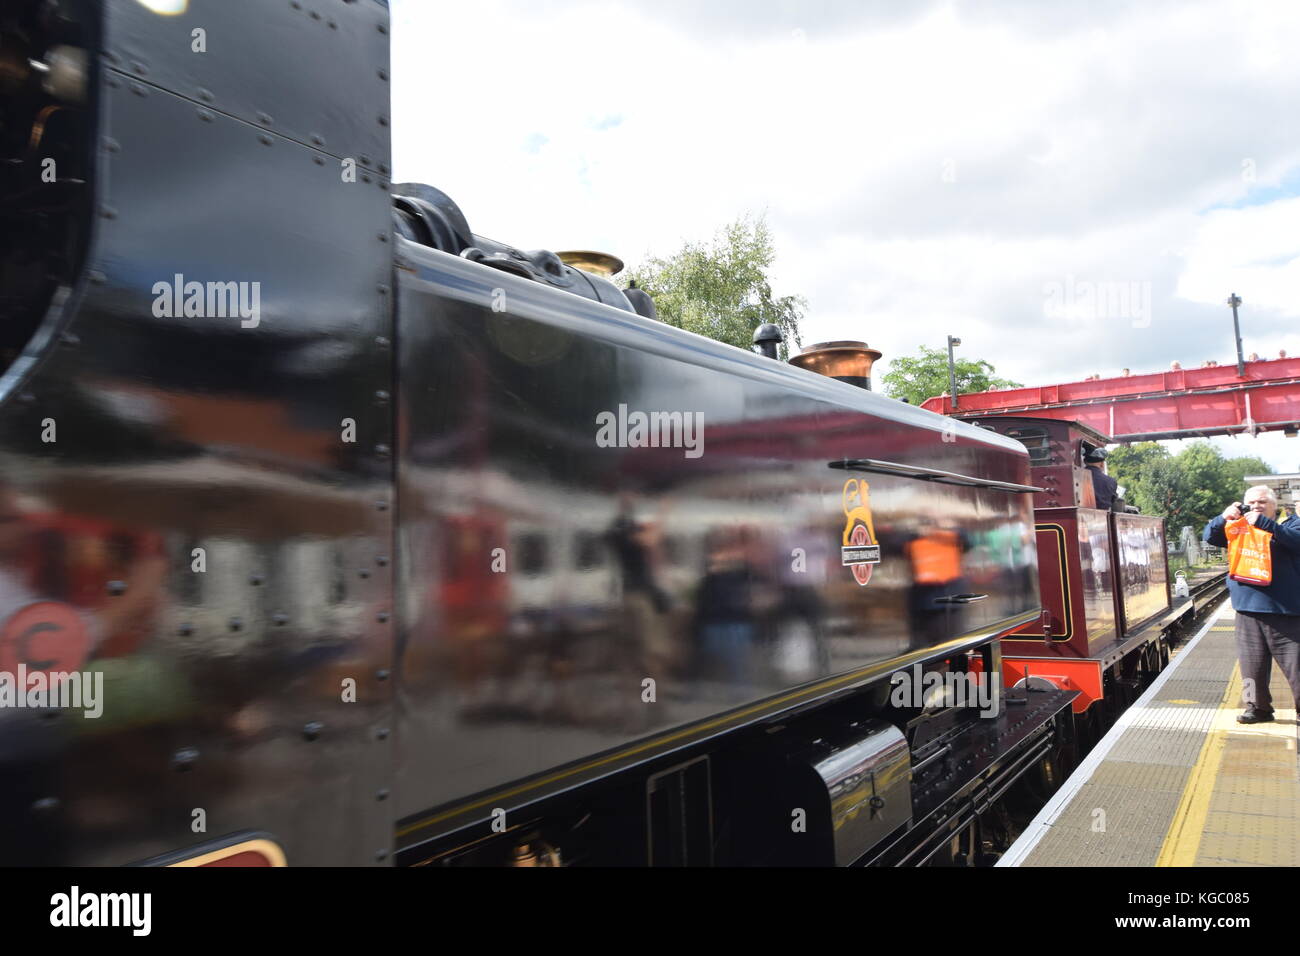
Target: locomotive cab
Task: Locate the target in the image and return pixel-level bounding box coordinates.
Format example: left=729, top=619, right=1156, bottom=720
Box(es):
left=969, top=416, right=1173, bottom=740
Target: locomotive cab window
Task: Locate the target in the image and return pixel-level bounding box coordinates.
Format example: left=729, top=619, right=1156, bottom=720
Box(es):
left=1004, top=426, right=1052, bottom=466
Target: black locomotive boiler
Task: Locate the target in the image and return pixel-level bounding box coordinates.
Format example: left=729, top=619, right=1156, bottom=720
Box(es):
left=0, top=0, right=1077, bottom=866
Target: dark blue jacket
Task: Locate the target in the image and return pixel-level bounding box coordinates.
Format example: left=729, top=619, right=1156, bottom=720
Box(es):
left=1203, top=513, right=1300, bottom=615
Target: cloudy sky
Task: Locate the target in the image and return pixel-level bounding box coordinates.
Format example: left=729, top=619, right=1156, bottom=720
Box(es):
left=389, top=0, right=1300, bottom=470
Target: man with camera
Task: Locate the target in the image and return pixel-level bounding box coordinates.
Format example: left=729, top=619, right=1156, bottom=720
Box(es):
left=1203, top=486, right=1300, bottom=723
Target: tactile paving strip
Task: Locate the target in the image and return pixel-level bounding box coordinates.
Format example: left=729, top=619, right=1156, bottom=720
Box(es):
left=1190, top=662, right=1300, bottom=866
left=1010, top=608, right=1299, bottom=866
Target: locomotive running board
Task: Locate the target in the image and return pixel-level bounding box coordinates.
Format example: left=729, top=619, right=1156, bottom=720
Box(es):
left=1003, top=601, right=1191, bottom=715
left=863, top=686, right=1077, bottom=866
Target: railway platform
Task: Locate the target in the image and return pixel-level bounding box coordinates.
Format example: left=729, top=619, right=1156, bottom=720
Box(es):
left=1000, top=601, right=1300, bottom=866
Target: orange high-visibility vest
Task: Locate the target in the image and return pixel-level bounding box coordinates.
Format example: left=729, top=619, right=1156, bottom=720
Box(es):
left=907, top=530, right=962, bottom=585
left=1225, top=516, right=1273, bottom=586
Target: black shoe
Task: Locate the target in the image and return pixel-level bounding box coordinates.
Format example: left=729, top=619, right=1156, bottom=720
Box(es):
left=1237, top=709, right=1274, bottom=724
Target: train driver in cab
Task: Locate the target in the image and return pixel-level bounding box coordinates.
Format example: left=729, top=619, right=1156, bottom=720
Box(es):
left=1084, top=447, right=1119, bottom=511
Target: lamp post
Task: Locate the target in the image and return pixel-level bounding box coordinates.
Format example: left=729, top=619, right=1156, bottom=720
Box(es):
left=1227, top=293, right=1245, bottom=377
left=947, top=335, right=962, bottom=410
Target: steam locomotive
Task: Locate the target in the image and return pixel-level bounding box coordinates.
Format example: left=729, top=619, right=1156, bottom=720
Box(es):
left=967, top=416, right=1223, bottom=751
left=0, top=0, right=1212, bottom=867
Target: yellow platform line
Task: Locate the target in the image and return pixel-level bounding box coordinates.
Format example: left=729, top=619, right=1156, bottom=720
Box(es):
left=1156, top=665, right=1240, bottom=866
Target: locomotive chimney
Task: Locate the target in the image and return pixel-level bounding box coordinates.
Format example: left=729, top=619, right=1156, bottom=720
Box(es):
left=788, top=341, right=883, bottom=391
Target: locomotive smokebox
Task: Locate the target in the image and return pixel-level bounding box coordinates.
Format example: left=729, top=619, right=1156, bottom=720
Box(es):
left=789, top=341, right=883, bottom=391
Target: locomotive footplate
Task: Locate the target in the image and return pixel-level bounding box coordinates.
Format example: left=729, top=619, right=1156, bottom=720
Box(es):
left=867, top=686, right=1077, bottom=866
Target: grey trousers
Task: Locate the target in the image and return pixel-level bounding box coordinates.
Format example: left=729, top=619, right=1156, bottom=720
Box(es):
left=1235, top=611, right=1300, bottom=715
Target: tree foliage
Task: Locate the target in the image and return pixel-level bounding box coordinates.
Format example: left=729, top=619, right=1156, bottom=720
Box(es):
left=1107, top=441, right=1273, bottom=530
left=623, top=214, right=806, bottom=360
left=879, top=346, right=1023, bottom=406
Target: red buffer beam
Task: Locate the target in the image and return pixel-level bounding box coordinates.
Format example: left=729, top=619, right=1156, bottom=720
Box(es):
left=919, top=356, right=1300, bottom=442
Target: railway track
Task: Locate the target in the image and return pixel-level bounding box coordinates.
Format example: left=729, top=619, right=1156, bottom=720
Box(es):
left=1185, top=566, right=1229, bottom=618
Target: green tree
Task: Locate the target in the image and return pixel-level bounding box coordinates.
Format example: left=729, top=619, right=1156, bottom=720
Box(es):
left=1107, top=442, right=1168, bottom=495
left=1221, top=454, right=1272, bottom=492
left=1129, top=454, right=1193, bottom=524
left=1110, top=441, right=1275, bottom=530
left=1166, top=443, right=1230, bottom=529
left=879, top=346, right=1023, bottom=406
left=622, top=214, right=806, bottom=360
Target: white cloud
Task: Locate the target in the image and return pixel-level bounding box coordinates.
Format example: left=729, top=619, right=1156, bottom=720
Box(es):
left=1178, top=197, right=1300, bottom=314
left=390, top=0, right=1300, bottom=468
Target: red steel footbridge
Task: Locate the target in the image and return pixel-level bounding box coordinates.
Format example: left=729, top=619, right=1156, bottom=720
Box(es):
left=921, top=355, right=1300, bottom=443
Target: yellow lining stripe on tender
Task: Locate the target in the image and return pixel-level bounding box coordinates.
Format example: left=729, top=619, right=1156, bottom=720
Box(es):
left=1155, top=662, right=1240, bottom=866
left=1004, top=523, right=1072, bottom=643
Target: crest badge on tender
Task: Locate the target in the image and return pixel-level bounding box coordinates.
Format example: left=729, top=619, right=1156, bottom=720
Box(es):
left=841, top=478, right=882, bottom=586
